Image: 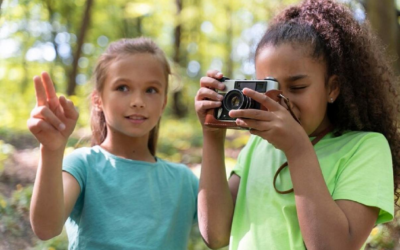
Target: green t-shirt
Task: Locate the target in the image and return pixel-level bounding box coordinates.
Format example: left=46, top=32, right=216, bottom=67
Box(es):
left=230, top=131, right=394, bottom=250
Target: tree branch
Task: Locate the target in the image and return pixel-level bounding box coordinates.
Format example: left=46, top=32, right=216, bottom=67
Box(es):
left=67, top=0, right=94, bottom=95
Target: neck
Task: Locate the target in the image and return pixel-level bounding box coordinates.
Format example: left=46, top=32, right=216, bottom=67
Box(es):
left=100, top=131, right=155, bottom=163
left=309, top=115, right=333, bottom=137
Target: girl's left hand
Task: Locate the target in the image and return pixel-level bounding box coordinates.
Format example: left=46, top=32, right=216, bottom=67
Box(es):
left=229, top=88, right=307, bottom=153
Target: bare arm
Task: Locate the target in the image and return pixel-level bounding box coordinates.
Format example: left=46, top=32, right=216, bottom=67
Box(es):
left=30, top=148, right=81, bottom=240
left=195, top=70, right=241, bottom=249
left=27, top=72, right=80, bottom=240
left=198, top=131, right=241, bottom=249
left=286, top=140, right=378, bottom=250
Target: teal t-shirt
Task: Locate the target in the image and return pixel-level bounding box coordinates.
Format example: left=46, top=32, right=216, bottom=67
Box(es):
left=62, top=146, right=198, bottom=250
left=230, top=131, right=394, bottom=250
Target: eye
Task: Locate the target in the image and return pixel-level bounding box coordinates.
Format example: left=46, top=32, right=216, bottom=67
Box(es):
left=146, top=87, right=158, bottom=94
left=290, top=86, right=307, bottom=91
left=116, top=85, right=128, bottom=92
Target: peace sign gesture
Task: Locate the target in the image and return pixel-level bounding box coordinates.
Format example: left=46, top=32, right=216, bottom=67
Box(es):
left=27, top=72, right=79, bottom=151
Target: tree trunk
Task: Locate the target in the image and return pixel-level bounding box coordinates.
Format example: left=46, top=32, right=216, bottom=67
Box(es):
left=171, top=0, right=188, bottom=118
left=225, top=0, right=233, bottom=78
left=67, top=0, right=94, bottom=95
left=363, top=0, right=400, bottom=74
left=44, top=0, right=60, bottom=78
left=173, top=0, right=182, bottom=64
left=0, top=0, right=3, bottom=16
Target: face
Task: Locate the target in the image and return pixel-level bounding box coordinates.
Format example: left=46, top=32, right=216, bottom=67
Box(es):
left=95, top=53, right=167, bottom=140
left=255, top=43, right=339, bottom=136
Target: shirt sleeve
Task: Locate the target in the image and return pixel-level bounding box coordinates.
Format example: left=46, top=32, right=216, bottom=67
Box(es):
left=332, top=133, right=394, bottom=224
left=62, top=148, right=88, bottom=194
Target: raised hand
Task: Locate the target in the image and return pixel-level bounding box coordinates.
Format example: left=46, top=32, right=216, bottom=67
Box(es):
left=228, top=88, right=306, bottom=153
left=195, top=70, right=226, bottom=132
left=27, top=72, right=79, bottom=151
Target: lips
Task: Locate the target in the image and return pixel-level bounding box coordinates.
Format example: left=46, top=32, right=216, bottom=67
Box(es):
left=125, top=115, right=148, bottom=123
left=126, top=115, right=146, bottom=119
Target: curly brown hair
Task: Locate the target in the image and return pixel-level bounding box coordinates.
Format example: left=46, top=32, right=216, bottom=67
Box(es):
left=256, top=0, right=400, bottom=205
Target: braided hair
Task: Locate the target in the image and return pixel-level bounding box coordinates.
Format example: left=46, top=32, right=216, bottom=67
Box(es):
left=256, top=0, right=400, bottom=205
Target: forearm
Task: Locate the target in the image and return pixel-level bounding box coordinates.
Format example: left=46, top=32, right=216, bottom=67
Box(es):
left=286, top=141, right=355, bottom=250
left=198, top=131, right=234, bottom=248
left=30, top=145, right=66, bottom=240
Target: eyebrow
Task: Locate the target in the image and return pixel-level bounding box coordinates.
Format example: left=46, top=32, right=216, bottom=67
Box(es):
left=111, top=78, right=164, bottom=87
left=285, top=74, right=308, bottom=82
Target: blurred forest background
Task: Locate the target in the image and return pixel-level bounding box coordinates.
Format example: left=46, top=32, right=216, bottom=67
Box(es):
left=0, top=0, right=399, bottom=249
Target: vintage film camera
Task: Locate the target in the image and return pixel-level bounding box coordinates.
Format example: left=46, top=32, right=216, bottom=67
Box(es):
left=204, top=77, right=283, bottom=129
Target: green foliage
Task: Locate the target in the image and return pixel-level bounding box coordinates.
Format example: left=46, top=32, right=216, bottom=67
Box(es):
left=0, top=184, right=32, bottom=237
left=34, top=229, right=69, bottom=250
left=0, top=140, right=15, bottom=174
left=367, top=225, right=396, bottom=249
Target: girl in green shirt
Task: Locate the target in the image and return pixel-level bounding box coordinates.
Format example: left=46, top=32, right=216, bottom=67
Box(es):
left=195, top=0, right=400, bottom=249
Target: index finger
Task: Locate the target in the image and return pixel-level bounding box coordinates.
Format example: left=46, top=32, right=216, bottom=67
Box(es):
left=242, top=88, right=281, bottom=111
left=200, top=76, right=226, bottom=90
left=41, top=72, right=58, bottom=103
left=33, top=76, right=47, bottom=107
left=206, top=70, right=223, bottom=79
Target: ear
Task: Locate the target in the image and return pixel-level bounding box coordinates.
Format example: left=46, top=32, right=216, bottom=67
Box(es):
left=91, top=91, right=103, bottom=111
left=327, top=75, right=340, bottom=103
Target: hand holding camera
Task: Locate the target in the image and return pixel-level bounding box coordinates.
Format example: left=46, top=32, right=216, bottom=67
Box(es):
left=204, top=76, right=284, bottom=129
left=195, top=70, right=228, bottom=132
left=196, top=70, right=303, bottom=152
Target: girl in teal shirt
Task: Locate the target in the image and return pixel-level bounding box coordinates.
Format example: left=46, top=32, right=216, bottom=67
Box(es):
left=28, top=37, right=198, bottom=249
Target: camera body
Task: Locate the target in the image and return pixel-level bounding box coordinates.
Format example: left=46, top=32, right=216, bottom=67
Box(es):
left=204, top=77, right=282, bottom=129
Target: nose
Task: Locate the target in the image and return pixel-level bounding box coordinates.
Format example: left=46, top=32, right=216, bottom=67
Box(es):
left=130, top=93, right=145, bottom=108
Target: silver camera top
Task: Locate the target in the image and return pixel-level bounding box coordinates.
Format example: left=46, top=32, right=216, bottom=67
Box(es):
left=217, top=77, right=279, bottom=94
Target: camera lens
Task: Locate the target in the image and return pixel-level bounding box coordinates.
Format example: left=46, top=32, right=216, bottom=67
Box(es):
left=223, top=90, right=252, bottom=111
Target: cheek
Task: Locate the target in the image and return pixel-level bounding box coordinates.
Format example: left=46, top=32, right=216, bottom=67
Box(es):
left=290, top=98, right=318, bottom=123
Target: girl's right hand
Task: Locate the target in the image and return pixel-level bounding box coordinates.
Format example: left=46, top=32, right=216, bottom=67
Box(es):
left=195, top=70, right=226, bottom=132
left=27, top=72, right=79, bottom=151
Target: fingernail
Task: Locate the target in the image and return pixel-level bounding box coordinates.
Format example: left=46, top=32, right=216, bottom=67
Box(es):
left=59, top=123, right=66, bottom=131
left=218, top=95, right=224, bottom=100
left=219, top=83, right=225, bottom=89
left=217, top=72, right=223, bottom=77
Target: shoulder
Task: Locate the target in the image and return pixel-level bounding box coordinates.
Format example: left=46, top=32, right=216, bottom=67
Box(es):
left=328, top=131, right=393, bottom=187
left=320, top=131, right=389, bottom=152
left=64, top=145, right=102, bottom=158
left=63, top=146, right=107, bottom=172
left=157, top=158, right=194, bottom=174
left=64, top=146, right=101, bottom=164
left=338, top=130, right=387, bottom=141
left=156, top=158, right=198, bottom=182
left=332, top=131, right=390, bottom=153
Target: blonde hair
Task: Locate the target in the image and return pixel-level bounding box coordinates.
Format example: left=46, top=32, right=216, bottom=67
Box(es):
left=90, top=37, right=170, bottom=155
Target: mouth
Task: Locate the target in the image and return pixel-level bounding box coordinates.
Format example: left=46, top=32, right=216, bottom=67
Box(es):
left=125, top=115, right=148, bottom=121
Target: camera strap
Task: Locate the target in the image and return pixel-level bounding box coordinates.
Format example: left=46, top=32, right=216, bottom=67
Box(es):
left=278, top=93, right=301, bottom=124
left=273, top=125, right=333, bottom=194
